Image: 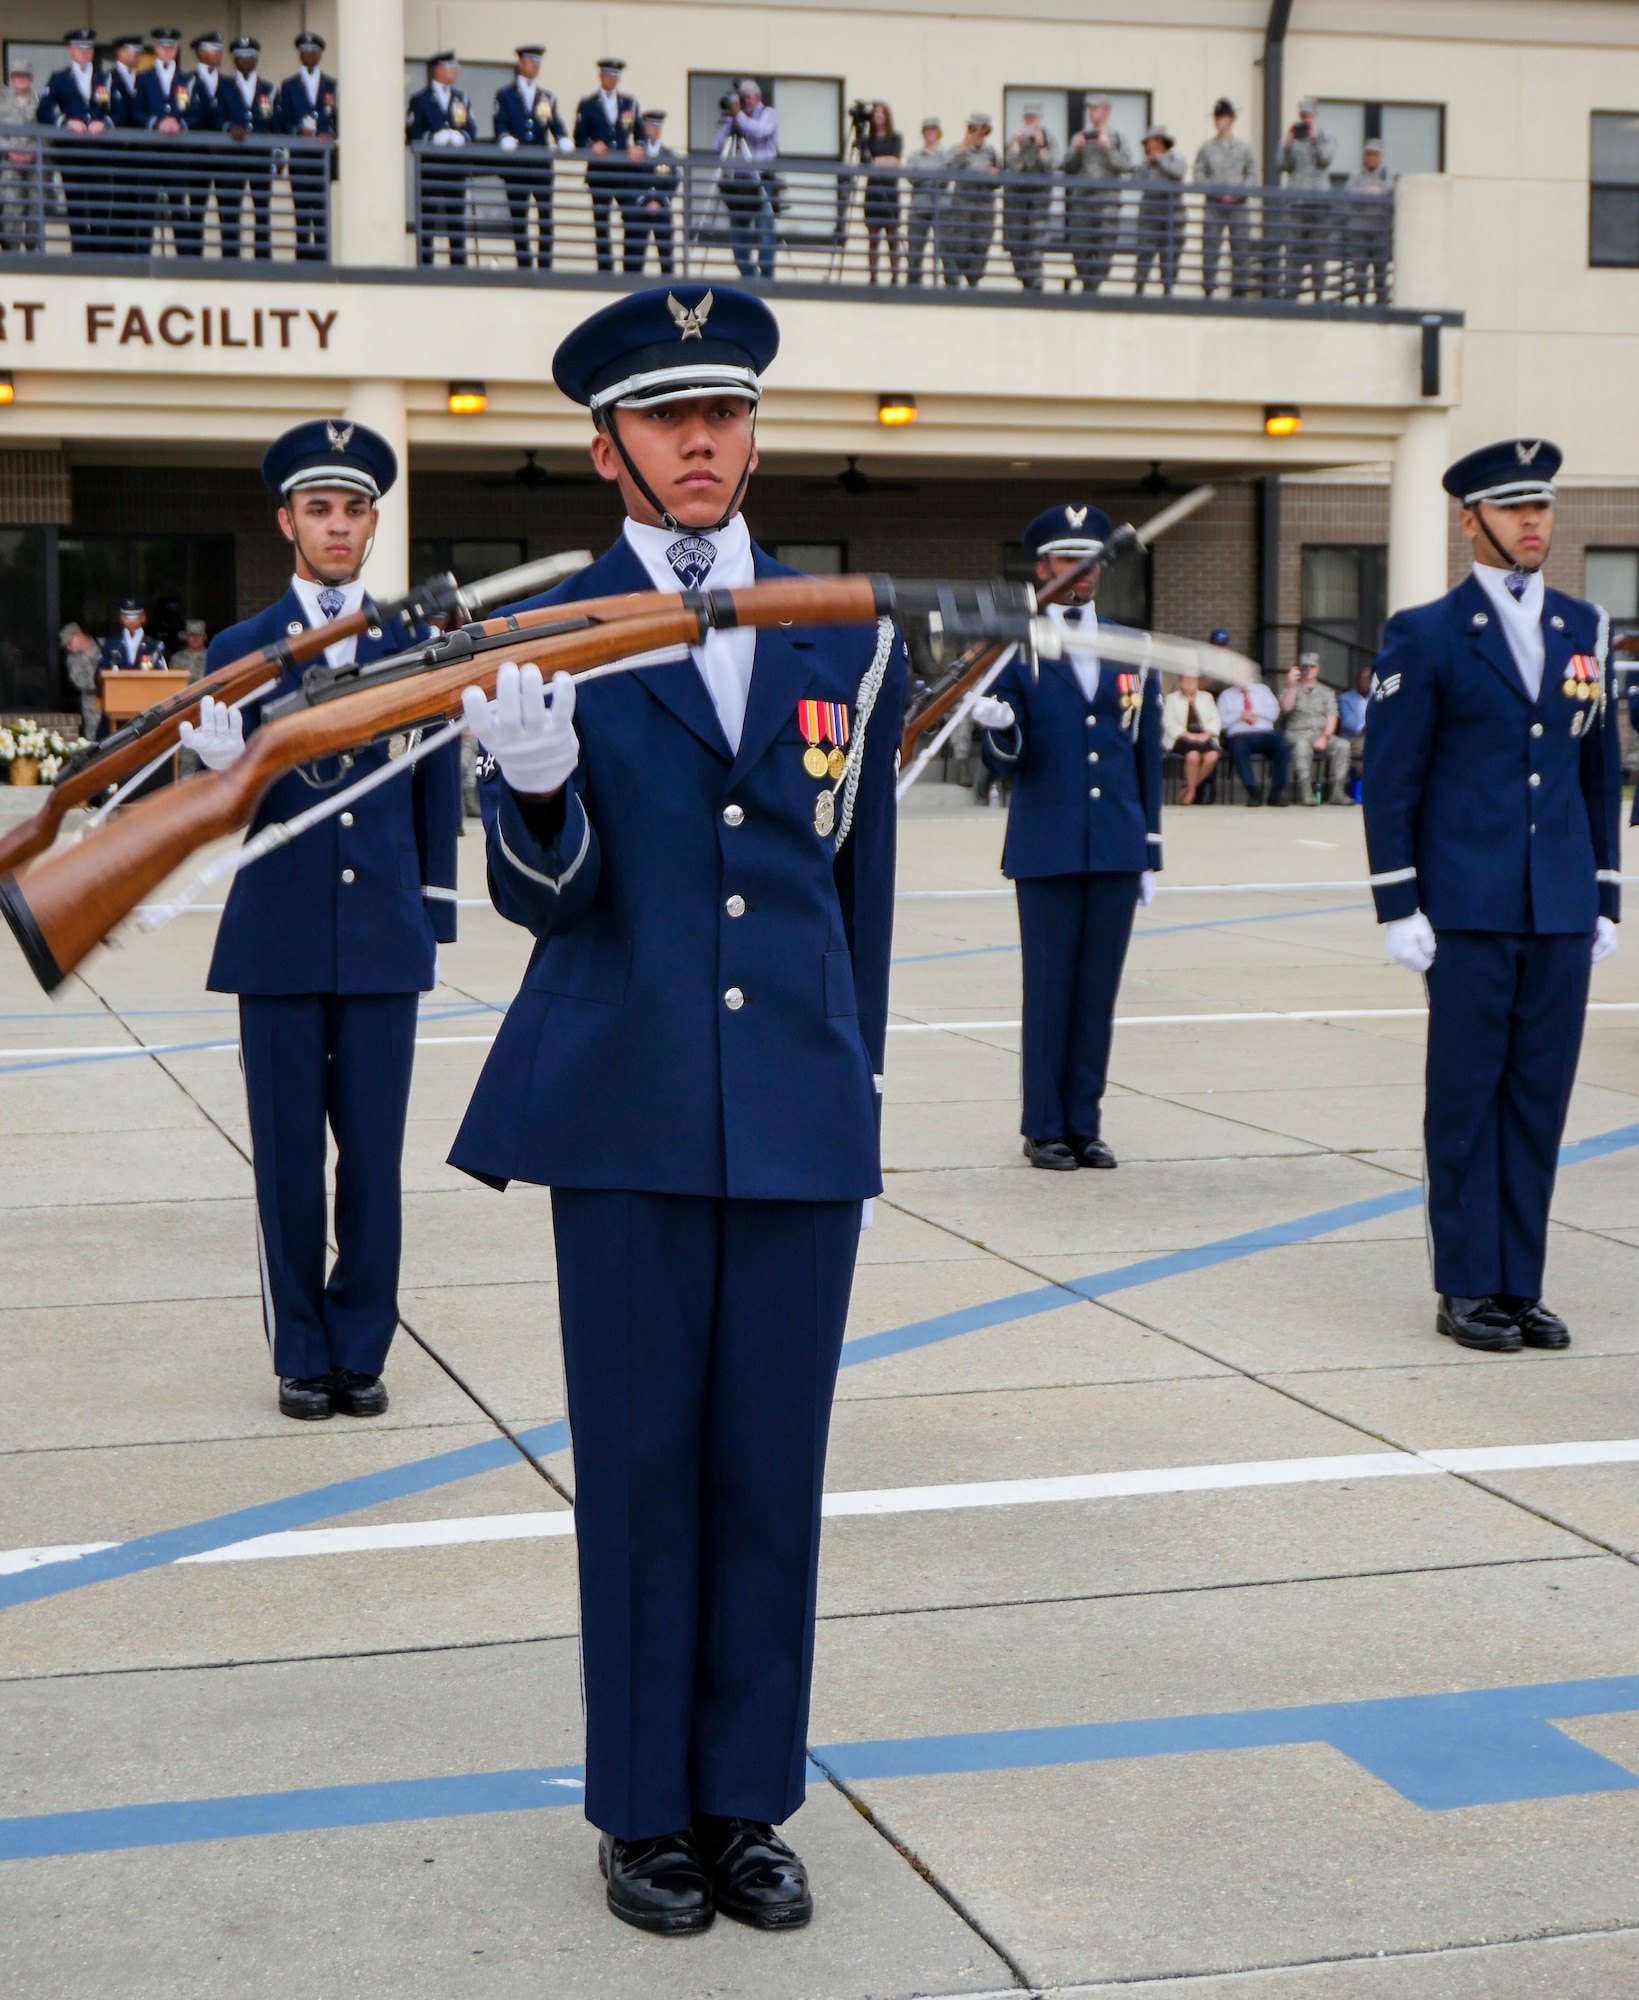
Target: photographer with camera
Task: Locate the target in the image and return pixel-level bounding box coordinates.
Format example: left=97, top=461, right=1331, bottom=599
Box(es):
left=1003, top=100, right=1058, bottom=290
left=715, top=77, right=779, bottom=280
left=1277, top=95, right=1335, bottom=299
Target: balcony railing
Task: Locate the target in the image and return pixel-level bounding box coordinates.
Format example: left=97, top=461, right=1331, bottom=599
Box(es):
left=409, top=149, right=1395, bottom=307
left=0, top=129, right=331, bottom=262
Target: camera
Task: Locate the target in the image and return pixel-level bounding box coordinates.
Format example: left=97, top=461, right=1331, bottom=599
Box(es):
left=719, top=90, right=740, bottom=115
left=848, top=99, right=873, bottom=141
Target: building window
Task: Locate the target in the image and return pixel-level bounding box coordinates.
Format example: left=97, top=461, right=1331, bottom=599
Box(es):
left=1586, top=547, right=1639, bottom=624
left=0, top=526, right=55, bottom=712
left=688, top=75, right=843, bottom=158
left=410, top=538, right=528, bottom=587
left=1591, top=114, right=1639, bottom=265
left=1300, top=544, right=1385, bottom=683
left=1315, top=100, right=1444, bottom=180
left=772, top=542, right=846, bottom=573
left=1001, top=88, right=1150, bottom=162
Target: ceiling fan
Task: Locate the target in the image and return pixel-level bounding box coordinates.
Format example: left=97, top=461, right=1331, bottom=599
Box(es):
left=806, top=455, right=920, bottom=498
left=476, top=450, right=591, bottom=491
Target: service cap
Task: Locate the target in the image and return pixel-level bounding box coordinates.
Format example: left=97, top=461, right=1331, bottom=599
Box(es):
left=63, top=26, right=98, bottom=43
left=515, top=44, right=545, bottom=59
left=150, top=27, right=183, bottom=42
left=118, top=596, right=145, bottom=614
left=597, top=57, right=626, bottom=72
left=426, top=50, right=458, bottom=69
left=261, top=419, right=398, bottom=502
left=1023, top=503, right=1114, bottom=560
left=229, top=36, right=260, bottom=56
left=190, top=31, right=223, bottom=53
left=643, top=107, right=667, bottom=122
left=1442, top=438, right=1561, bottom=509
left=1297, top=650, right=1322, bottom=668
left=294, top=31, right=326, bottom=52
left=553, top=285, right=778, bottom=419
left=112, top=35, right=146, bottom=54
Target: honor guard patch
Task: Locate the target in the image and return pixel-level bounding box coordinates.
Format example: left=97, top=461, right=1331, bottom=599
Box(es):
left=475, top=750, right=498, bottom=783
left=666, top=534, right=716, bottom=589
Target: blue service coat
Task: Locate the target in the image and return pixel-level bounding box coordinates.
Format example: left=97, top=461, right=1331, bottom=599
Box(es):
left=99, top=632, right=165, bottom=673
left=218, top=73, right=277, bottom=134
left=134, top=66, right=193, bottom=127
left=273, top=72, right=338, bottom=137
left=573, top=90, right=641, bottom=152
left=448, top=535, right=906, bottom=1202
left=184, top=74, right=230, bottom=134
left=492, top=80, right=567, bottom=146
left=203, top=585, right=461, bottom=996
left=1363, top=575, right=1622, bottom=933
left=107, top=65, right=144, bottom=128
left=405, top=84, right=473, bottom=143
left=37, top=65, right=113, bottom=127
left=979, top=638, right=1164, bottom=878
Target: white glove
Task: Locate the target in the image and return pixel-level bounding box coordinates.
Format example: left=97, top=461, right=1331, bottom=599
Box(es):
left=431, top=127, right=467, bottom=148
left=498, top=132, right=519, bottom=152
left=1593, top=915, right=1619, bottom=965
left=1385, top=910, right=1436, bottom=973
left=970, top=695, right=1016, bottom=731
left=462, top=662, right=579, bottom=797
left=1138, top=870, right=1156, bottom=907
left=178, top=696, right=245, bottom=772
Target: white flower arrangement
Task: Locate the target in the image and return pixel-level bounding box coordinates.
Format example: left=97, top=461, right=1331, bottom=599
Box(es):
left=0, top=728, right=14, bottom=764
left=3, top=721, right=90, bottom=783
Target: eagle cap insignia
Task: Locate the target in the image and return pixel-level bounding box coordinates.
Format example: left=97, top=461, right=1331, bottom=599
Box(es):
left=668, top=289, right=713, bottom=340
left=326, top=419, right=355, bottom=451
left=1065, top=505, right=1088, bottom=529
left=1516, top=439, right=1542, bottom=465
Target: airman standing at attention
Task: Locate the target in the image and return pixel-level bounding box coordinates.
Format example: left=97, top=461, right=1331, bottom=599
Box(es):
left=273, top=30, right=337, bottom=261
left=1364, top=439, right=1621, bottom=1354
left=406, top=51, right=472, bottom=265
left=493, top=42, right=570, bottom=269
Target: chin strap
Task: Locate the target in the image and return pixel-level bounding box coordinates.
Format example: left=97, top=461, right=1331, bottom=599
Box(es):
left=1473, top=502, right=1543, bottom=585
left=601, top=406, right=758, bottom=535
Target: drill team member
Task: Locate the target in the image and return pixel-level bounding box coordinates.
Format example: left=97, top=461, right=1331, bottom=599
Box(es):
left=179, top=421, right=461, bottom=1420
left=975, top=504, right=1162, bottom=1169
left=1364, top=439, right=1621, bottom=1353
left=273, top=31, right=337, bottom=262
left=450, top=287, right=904, bottom=1936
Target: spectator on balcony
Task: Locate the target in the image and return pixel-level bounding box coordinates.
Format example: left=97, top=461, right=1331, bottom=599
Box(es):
left=943, top=112, right=999, bottom=286
left=1193, top=97, right=1256, bottom=298
left=1282, top=652, right=1352, bottom=804
left=624, top=108, right=678, bottom=275
left=861, top=101, right=903, bottom=284
left=1162, top=672, right=1222, bottom=803
left=1278, top=96, right=1336, bottom=299
left=219, top=37, right=277, bottom=261
left=274, top=32, right=337, bottom=264
left=179, top=32, right=232, bottom=260
left=1063, top=95, right=1133, bottom=295
left=1132, top=125, right=1186, bottom=295
left=135, top=29, right=190, bottom=257
left=578, top=58, right=644, bottom=273
left=1218, top=677, right=1291, bottom=804
left=37, top=29, right=113, bottom=256
left=1345, top=138, right=1392, bottom=304
left=494, top=43, right=570, bottom=270
left=1, top=59, right=39, bottom=254
left=904, top=116, right=948, bottom=285
left=714, top=77, right=778, bottom=282
left=407, top=51, right=473, bottom=267
left=1002, top=102, right=1057, bottom=290
left=104, top=34, right=150, bottom=254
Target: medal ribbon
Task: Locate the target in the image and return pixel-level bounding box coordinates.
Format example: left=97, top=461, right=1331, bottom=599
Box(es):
left=797, top=699, right=828, bottom=746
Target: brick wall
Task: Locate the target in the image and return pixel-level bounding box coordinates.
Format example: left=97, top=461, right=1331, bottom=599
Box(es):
left=0, top=451, right=72, bottom=526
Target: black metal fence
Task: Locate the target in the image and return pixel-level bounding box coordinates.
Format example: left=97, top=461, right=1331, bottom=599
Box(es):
left=410, top=148, right=1395, bottom=304
left=0, top=129, right=332, bottom=261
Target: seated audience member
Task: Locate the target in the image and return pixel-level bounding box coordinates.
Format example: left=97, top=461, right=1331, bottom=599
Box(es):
left=1281, top=650, right=1352, bottom=804
left=1217, top=675, right=1290, bottom=805
left=1161, top=671, right=1221, bottom=803
left=1338, top=662, right=1372, bottom=786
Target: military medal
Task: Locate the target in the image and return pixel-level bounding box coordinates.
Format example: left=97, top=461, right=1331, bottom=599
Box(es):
left=826, top=746, right=847, bottom=780
left=797, top=698, right=852, bottom=780
left=814, top=789, right=836, bottom=837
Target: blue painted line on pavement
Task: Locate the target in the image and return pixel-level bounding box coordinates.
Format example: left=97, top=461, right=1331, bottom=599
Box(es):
left=892, top=902, right=1368, bottom=966
left=7, top=1675, right=1639, bottom=1858
left=0, top=1420, right=571, bottom=1614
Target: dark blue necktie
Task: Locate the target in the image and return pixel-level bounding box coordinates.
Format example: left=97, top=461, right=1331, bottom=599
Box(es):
left=318, top=588, right=345, bottom=620
left=1504, top=572, right=1527, bottom=603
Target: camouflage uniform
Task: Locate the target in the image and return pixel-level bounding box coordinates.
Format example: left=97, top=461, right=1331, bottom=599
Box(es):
left=1278, top=117, right=1337, bottom=298
left=1002, top=125, right=1058, bottom=290
left=905, top=137, right=949, bottom=285
left=1286, top=679, right=1352, bottom=802
left=1062, top=122, right=1132, bottom=292
left=1132, top=136, right=1186, bottom=294
left=0, top=82, right=40, bottom=253
left=1192, top=131, right=1256, bottom=296
left=943, top=136, right=999, bottom=286
left=1345, top=159, right=1392, bottom=303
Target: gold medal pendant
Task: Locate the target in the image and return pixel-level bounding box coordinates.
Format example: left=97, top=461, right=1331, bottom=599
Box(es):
left=814, top=790, right=836, bottom=837
left=1563, top=680, right=1577, bottom=700
left=826, top=745, right=848, bottom=780
left=802, top=745, right=830, bottom=779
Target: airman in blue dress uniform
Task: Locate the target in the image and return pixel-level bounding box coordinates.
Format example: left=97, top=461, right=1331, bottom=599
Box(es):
left=99, top=597, right=166, bottom=676
left=450, top=286, right=905, bottom=1937
left=406, top=51, right=472, bottom=266
left=975, top=505, right=1162, bottom=1169
left=219, top=35, right=277, bottom=260
left=36, top=28, right=113, bottom=255
left=180, top=420, right=461, bottom=1421
left=1364, top=438, right=1622, bottom=1353
left=492, top=43, right=570, bottom=269
left=272, top=31, right=337, bottom=262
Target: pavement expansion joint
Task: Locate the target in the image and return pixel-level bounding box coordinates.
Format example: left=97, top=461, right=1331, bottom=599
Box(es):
left=2, top=1628, right=583, bottom=1688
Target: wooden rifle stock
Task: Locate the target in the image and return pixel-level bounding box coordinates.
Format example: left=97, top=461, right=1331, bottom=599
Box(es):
left=1, top=576, right=885, bottom=993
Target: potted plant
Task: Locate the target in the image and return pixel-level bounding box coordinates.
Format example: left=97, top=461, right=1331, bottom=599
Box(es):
left=4, top=722, right=86, bottom=787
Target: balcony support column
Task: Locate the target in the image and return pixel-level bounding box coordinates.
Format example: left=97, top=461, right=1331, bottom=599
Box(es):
left=1388, top=406, right=1452, bottom=617
left=347, top=377, right=409, bottom=595
left=335, top=0, right=407, bottom=268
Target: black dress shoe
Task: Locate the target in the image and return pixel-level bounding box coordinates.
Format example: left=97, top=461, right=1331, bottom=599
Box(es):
left=598, top=1830, right=714, bottom=1935
left=1023, top=1137, right=1078, bottom=1170
left=694, top=1816, right=812, bottom=1930
left=1269, top=786, right=1291, bottom=807
left=278, top=1375, right=333, bottom=1420
left=1498, top=1297, right=1572, bottom=1349
left=1437, top=1295, right=1523, bottom=1352
left=1071, top=1136, right=1117, bottom=1169
left=330, top=1369, right=389, bottom=1417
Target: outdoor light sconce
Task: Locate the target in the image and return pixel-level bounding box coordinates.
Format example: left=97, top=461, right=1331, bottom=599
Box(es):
left=877, top=394, right=918, bottom=427
left=0, top=373, right=14, bottom=408
left=1263, top=405, right=1302, bottom=437
left=447, top=383, right=488, bottom=415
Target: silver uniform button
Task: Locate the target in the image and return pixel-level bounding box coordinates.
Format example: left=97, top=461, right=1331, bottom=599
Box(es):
left=341, top=868, right=356, bottom=883
left=287, top=620, right=303, bottom=636
left=340, top=811, right=355, bottom=826
left=1087, top=751, right=1099, bottom=764
left=725, top=894, right=746, bottom=918
left=1550, top=615, right=1565, bottom=630
left=1528, top=773, right=1541, bottom=788
left=1090, top=787, right=1102, bottom=799
left=367, top=625, right=382, bottom=640
left=1085, top=715, right=1096, bottom=727
left=1472, top=612, right=1488, bottom=627
left=1530, top=724, right=1543, bottom=738
left=724, top=986, right=744, bottom=1011
left=722, top=804, right=744, bottom=827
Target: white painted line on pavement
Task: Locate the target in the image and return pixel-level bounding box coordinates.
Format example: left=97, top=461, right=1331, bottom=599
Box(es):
left=885, top=1003, right=1639, bottom=1035
left=10, top=1439, right=1636, bottom=1574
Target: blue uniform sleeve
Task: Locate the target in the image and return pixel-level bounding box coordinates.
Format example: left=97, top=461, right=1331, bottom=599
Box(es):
left=1360, top=611, right=1436, bottom=923
left=978, top=655, right=1028, bottom=775
left=1139, top=666, right=1164, bottom=869
left=36, top=81, right=60, bottom=127
left=413, top=736, right=463, bottom=945
left=833, top=628, right=908, bottom=1088
left=1588, top=667, right=1623, bottom=922
left=478, top=765, right=600, bottom=939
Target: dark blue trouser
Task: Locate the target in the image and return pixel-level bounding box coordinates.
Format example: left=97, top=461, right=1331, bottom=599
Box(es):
left=1015, top=871, right=1139, bottom=1143
left=1225, top=728, right=1291, bottom=797
left=1423, top=929, right=1590, bottom=1299
left=239, top=992, right=419, bottom=1380
left=550, top=1190, right=862, bottom=1840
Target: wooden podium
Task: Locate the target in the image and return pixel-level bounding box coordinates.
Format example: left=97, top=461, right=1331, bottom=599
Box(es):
left=98, top=667, right=193, bottom=726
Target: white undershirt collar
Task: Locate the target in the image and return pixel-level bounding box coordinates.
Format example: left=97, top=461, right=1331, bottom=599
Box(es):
left=1047, top=599, right=1100, bottom=704
left=623, top=515, right=756, bottom=752
left=291, top=573, right=366, bottom=669
left=1471, top=562, right=1546, bottom=702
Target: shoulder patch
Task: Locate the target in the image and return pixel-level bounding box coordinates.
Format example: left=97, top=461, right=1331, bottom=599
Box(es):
left=1372, top=671, right=1401, bottom=702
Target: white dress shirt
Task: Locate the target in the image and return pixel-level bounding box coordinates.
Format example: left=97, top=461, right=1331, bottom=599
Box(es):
left=70, top=60, right=95, bottom=99
left=1217, top=680, right=1279, bottom=735
left=196, top=64, right=217, bottom=99
left=1046, top=601, right=1100, bottom=703
left=121, top=626, right=145, bottom=664
left=623, top=515, right=756, bottom=753
left=291, top=573, right=366, bottom=668
left=1470, top=561, right=1546, bottom=702
left=153, top=59, right=175, bottom=95
left=300, top=65, right=320, bottom=105
left=598, top=86, right=620, bottom=125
